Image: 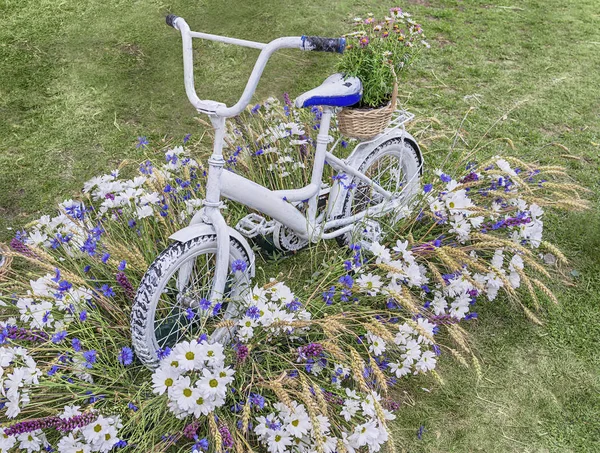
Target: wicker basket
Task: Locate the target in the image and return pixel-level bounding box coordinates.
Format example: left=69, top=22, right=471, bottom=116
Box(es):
left=337, top=82, right=398, bottom=140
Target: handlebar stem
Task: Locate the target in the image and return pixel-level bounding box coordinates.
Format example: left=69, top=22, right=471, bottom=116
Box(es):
left=172, top=16, right=303, bottom=117
left=173, top=17, right=303, bottom=117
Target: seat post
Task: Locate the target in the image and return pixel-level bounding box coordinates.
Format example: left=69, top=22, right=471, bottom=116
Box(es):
left=307, top=107, right=333, bottom=232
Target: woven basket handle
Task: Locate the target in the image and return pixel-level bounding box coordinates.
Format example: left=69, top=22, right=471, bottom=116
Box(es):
left=388, top=81, right=398, bottom=112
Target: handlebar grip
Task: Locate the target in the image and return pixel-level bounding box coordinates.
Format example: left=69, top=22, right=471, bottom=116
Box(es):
left=301, top=36, right=346, bottom=53
left=166, top=14, right=179, bottom=28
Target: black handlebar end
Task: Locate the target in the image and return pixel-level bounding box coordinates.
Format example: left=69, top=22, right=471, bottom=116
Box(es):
left=166, top=14, right=179, bottom=28
left=301, top=36, right=346, bottom=53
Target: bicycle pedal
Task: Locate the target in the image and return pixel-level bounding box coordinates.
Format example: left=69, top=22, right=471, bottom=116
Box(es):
left=235, top=213, right=276, bottom=238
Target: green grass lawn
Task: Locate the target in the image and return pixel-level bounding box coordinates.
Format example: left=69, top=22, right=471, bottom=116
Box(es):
left=1, top=0, right=599, bottom=451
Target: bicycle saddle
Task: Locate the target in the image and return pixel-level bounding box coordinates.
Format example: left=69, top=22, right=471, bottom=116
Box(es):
left=295, top=73, right=362, bottom=108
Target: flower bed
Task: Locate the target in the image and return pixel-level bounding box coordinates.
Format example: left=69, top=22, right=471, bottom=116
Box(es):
left=0, top=98, right=589, bottom=452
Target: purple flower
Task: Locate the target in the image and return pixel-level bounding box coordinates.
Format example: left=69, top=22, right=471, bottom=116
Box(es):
left=139, top=160, right=153, bottom=175
left=439, top=173, right=452, bottom=183
left=51, top=331, right=67, bottom=344
left=186, top=308, right=195, bottom=320
left=82, top=350, right=97, bottom=368
left=298, top=343, right=324, bottom=361
left=417, top=425, right=425, bottom=440
left=118, top=260, right=127, bottom=271
left=156, top=346, right=172, bottom=359
left=79, top=310, right=87, bottom=321
left=101, top=253, right=110, bottom=264
left=339, top=275, right=353, bottom=288
left=118, top=347, right=134, bottom=366
left=183, top=133, right=192, bottom=143
left=101, top=284, right=115, bottom=297
left=251, top=104, right=261, bottom=114
left=231, top=259, right=247, bottom=273
left=236, top=343, right=249, bottom=362
left=72, top=338, right=82, bottom=352
left=116, top=272, right=135, bottom=300
left=212, top=303, right=222, bottom=317
left=136, top=136, right=149, bottom=148
left=199, top=298, right=212, bottom=310
left=246, top=306, right=260, bottom=320
left=322, top=286, right=335, bottom=305
left=249, top=393, right=265, bottom=409
left=423, top=183, right=433, bottom=193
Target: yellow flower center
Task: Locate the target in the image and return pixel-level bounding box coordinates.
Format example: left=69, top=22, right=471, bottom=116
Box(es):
left=209, top=378, right=219, bottom=388
left=105, top=433, right=112, bottom=441
left=185, top=351, right=195, bottom=360
left=94, top=424, right=102, bottom=433
left=207, top=350, right=214, bottom=357
left=197, top=396, right=204, bottom=404
left=275, top=435, right=282, bottom=442
left=183, top=388, right=192, bottom=397
left=292, top=420, right=299, bottom=427
left=449, top=201, right=455, bottom=209
left=165, top=378, right=174, bottom=387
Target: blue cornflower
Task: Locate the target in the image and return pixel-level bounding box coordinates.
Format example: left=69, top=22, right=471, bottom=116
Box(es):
left=118, top=347, right=134, bottom=366
left=423, top=183, right=433, bottom=193
left=57, top=280, right=72, bottom=293
left=128, top=219, right=136, bottom=228
left=417, top=425, right=425, bottom=440
left=339, top=275, right=353, bottom=288
left=286, top=299, right=302, bottom=311
left=72, top=338, right=82, bottom=352
left=183, top=133, right=192, bottom=143
left=82, top=350, right=97, bottom=368
left=231, top=259, right=247, bottom=273
left=51, top=268, right=61, bottom=283
left=101, top=253, right=110, bottom=264
left=255, top=148, right=264, bottom=156
left=322, top=286, right=335, bottom=305
left=83, top=265, right=91, bottom=273
left=249, top=393, right=265, bottom=409
left=128, top=402, right=138, bottom=411
left=156, top=346, right=172, bottom=359
left=136, top=136, right=149, bottom=148
left=343, top=260, right=353, bottom=271
left=79, top=310, right=87, bottom=321
left=198, top=333, right=208, bottom=342
left=194, top=438, right=209, bottom=451
left=118, top=260, right=127, bottom=271
left=251, top=104, right=261, bottom=114
left=246, top=306, right=260, bottom=319
left=340, top=288, right=352, bottom=302
left=101, top=285, right=115, bottom=297
left=47, top=365, right=59, bottom=376
left=42, top=311, right=51, bottom=323
left=80, top=236, right=97, bottom=256
left=185, top=308, right=195, bottom=320
left=332, top=173, right=347, bottom=181
left=212, top=303, right=222, bottom=317
left=341, top=140, right=348, bottom=148
left=439, top=173, right=451, bottom=183
left=51, top=331, right=67, bottom=344
left=139, top=160, right=153, bottom=175
left=199, top=298, right=212, bottom=310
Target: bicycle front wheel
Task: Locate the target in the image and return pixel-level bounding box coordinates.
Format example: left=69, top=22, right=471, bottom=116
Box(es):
left=131, top=234, right=251, bottom=368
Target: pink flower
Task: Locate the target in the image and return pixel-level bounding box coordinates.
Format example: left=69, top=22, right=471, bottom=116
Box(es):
left=359, top=36, right=370, bottom=48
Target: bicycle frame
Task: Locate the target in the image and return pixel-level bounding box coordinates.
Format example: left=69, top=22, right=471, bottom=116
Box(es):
left=167, top=16, right=418, bottom=303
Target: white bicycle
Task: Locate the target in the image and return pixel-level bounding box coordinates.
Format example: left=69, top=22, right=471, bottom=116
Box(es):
left=131, top=14, right=424, bottom=368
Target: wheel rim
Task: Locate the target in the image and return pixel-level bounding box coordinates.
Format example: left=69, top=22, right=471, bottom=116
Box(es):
left=351, top=148, right=407, bottom=215
left=150, top=246, right=245, bottom=352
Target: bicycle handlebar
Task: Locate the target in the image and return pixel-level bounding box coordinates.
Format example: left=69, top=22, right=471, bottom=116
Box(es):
left=165, top=14, right=345, bottom=116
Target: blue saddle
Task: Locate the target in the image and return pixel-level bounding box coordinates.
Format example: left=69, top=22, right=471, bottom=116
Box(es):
left=295, top=73, right=362, bottom=108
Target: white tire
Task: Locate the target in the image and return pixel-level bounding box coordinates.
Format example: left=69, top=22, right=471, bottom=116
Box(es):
left=131, top=234, right=251, bottom=368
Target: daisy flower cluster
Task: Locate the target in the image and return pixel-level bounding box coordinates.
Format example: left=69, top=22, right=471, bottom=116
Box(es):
left=235, top=282, right=311, bottom=343
left=0, top=346, right=40, bottom=418
left=151, top=339, right=234, bottom=419
left=254, top=394, right=393, bottom=453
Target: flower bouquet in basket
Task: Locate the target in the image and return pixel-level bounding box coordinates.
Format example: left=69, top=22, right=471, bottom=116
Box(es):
left=337, top=8, right=429, bottom=139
